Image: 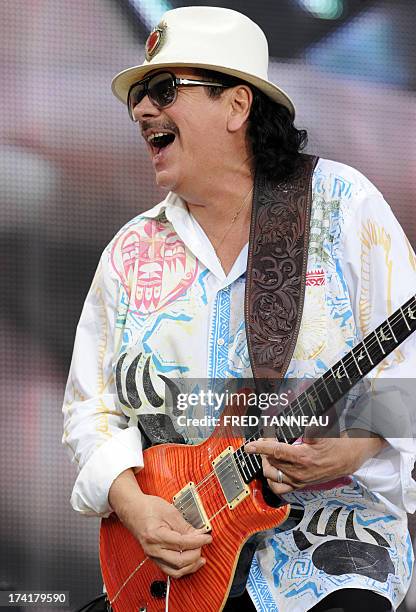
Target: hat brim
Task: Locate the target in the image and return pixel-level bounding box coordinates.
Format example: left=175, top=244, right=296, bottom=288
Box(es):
left=111, top=62, right=295, bottom=118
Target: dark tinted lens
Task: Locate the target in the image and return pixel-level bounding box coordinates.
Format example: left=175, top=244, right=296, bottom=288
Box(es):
left=148, top=73, right=176, bottom=108
left=128, top=82, right=146, bottom=116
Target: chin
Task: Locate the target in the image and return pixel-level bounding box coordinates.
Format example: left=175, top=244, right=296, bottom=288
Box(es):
left=155, top=170, right=180, bottom=193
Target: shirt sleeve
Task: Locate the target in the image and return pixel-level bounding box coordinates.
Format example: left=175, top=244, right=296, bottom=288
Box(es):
left=340, top=176, right=416, bottom=513
left=62, top=254, right=144, bottom=517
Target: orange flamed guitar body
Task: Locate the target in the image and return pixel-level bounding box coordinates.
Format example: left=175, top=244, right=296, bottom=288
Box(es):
left=99, top=431, right=290, bottom=612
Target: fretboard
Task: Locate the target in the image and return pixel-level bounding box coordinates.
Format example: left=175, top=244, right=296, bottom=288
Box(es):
left=234, top=294, right=416, bottom=483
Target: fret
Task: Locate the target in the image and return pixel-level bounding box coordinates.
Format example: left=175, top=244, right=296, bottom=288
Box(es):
left=294, top=395, right=306, bottom=418
left=390, top=308, right=407, bottom=339
left=378, top=323, right=393, bottom=344
left=323, top=371, right=342, bottom=408
left=360, top=339, right=374, bottom=366
left=386, top=318, right=398, bottom=343
left=400, top=306, right=411, bottom=331
left=276, top=425, right=289, bottom=444
left=284, top=399, right=301, bottom=439
left=350, top=349, right=363, bottom=376
left=374, top=329, right=386, bottom=355
left=236, top=450, right=250, bottom=480
left=341, top=349, right=361, bottom=380
left=362, top=332, right=382, bottom=365
left=252, top=453, right=262, bottom=470
left=321, top=374, right=334, bottom=404
left=405, top=302, right=416, bottom=321
left=326, top=370, right=349, bottom=405
left=304, top=390, right=318, bottom=416
left=331, top=366, right=345, bottom=393
left=341, top=360, right=352, bottom=381
left=235, top=447, right=245, bottom=467
left=277, top=418, right=294, bottom=440
left=253, top=430, right=263, bottom=442
left=234, top=296, right=416, bottom=486
left=283, top=421, right=303, bottom=442
left=245, top=451, right=257, bottom=476
left=309, top=382, right=326, bottom=414
left=285, top=422, right=295, bottom=439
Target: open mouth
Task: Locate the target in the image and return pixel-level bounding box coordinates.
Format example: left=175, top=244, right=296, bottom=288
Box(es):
left=147, top=132, right=176, bottom=155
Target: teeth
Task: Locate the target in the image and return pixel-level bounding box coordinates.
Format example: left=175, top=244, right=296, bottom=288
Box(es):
left=148, top=132, right=170, bottom=143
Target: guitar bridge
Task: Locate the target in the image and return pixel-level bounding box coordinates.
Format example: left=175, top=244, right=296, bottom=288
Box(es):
left=212, top=446, right=250, bottom=509
left=173, top=482, right=211, bottom=531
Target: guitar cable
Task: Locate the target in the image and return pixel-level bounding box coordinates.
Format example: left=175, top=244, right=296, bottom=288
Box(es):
left=165, top=576, right=171, bottom=612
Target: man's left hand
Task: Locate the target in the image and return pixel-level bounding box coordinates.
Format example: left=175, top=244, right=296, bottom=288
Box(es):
left=244, top=431, right=387, bottom=495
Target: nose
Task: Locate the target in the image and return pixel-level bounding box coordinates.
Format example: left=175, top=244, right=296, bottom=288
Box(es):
left=132, top=94, right=162, bottom=123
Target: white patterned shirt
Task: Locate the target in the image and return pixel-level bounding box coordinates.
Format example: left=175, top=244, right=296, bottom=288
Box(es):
left=63, top=158, right=416, bottom=610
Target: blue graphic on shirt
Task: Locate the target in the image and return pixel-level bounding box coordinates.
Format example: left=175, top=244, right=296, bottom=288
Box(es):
left=198, top=269, right=210, bottom=305
left=142, top=313, right=192, bottom=352
left=208, top=285, right=231, bottom=379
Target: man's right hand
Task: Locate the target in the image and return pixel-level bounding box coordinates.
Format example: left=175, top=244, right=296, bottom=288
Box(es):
left=108, top=468, right=212, bottom=578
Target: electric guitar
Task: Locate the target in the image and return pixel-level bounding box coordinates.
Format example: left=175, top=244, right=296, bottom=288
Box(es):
left=100, top=294, right=416, bottom=611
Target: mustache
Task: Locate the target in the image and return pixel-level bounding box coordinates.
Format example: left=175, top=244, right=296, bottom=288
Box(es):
left=140, top=120, right=179, bottom=136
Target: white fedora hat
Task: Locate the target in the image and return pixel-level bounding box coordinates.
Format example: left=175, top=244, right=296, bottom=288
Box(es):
left=111, top=6, right=295, bottom=117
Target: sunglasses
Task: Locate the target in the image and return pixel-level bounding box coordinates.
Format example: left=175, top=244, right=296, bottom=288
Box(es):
left=127, top=71, right=228, bottom=121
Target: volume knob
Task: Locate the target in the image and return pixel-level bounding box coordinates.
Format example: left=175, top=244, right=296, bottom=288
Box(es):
left=150, top=580, right=167, bottom=599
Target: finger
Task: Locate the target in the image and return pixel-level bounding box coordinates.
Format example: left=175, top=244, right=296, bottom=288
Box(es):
left=262, top=455, right=310, bottom=489
left=266, top=478, right=296, bottom=496
left=261, top=457, right=294, bottom=486
left=156, top=526, right=212, bottom=551
left=262, top=458, right=285, bottom=483
left=156, top=557, right=205, bottom=578
left=165, top=505, right=203, bottom=534
left=245, top=439, right=298, bottom=463
left=165, top=505, right=212, bottom=540
left=302, top=427, right=324, bottom=443
left=154, top=547, right=202, bottom=570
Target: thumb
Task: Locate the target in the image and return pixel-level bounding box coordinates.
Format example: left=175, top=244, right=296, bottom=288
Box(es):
left=165, top=503, right=197, bottom=534
left=301, top=428, right=323, bottom=444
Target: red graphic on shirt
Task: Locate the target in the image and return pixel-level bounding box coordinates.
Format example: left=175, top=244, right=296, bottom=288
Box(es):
left=306, top=269, right=325, bottom=286
left=111, top=220, right=198, bottom=314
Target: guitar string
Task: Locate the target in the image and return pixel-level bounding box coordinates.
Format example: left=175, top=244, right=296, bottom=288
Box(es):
left=108, top=301, right=416, bottom=603
left=178, top=302, right=415, bottom=509
left=202, top=301, right=415, bottom=480
left=109, top=556, right=149, bottom=605
left=170, top=302, right=416, bottom=515
left=172, top=302, right=416, bottom=515
left=109, top=500, right=231, bottom=605
left=134, top=300, right=416, bottom=520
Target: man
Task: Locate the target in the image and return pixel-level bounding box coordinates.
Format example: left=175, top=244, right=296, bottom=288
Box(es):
left=63, top=6, right=416, bottom=611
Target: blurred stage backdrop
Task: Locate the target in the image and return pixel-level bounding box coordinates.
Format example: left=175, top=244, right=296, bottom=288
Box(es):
left=1, top=1, right=415, bottom=610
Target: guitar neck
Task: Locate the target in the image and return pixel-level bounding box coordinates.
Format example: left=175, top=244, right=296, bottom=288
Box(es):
left=234, top=294, right=416, bottom=483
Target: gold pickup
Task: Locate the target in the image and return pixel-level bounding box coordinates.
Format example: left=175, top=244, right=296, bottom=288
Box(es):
left=173, top=482, right=211, bottom=531
left=212, top=446, right=250, bottom=510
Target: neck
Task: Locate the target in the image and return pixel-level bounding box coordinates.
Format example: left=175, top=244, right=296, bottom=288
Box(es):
left=183, top=173, right=254, bottom=236
left=185, top=175, right=254, bottom=276
left=173, top=149, right=254, bottom=274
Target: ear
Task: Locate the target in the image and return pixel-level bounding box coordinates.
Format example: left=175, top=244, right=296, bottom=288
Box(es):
left=227, top=85, right=253, bottom=132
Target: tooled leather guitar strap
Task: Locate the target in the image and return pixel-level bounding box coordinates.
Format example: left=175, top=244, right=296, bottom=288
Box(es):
left=245, top=153, right=319, bottom=397
left=229, top=154, right=318, bottom=598
left=229, top=154, right=318, bottom=599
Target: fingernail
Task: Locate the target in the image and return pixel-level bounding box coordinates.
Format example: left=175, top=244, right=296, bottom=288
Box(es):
left=245, top=443, right=255, bottom=452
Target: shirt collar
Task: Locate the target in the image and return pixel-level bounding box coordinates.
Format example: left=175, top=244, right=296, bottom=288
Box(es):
left=140, top=191, right=188, bottom=223
left=140, top=191, right=247, bottom=283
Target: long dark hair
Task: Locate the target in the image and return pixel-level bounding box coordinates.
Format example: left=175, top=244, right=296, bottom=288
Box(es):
left=194, top=69, right=308, bottom=180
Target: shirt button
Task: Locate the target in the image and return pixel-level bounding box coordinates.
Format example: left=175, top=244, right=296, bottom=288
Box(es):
left=217, top=338, right=225, bottom=346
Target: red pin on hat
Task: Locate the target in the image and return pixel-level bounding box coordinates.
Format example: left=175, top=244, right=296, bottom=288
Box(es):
left=145, top=22, right=167, bottom=61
